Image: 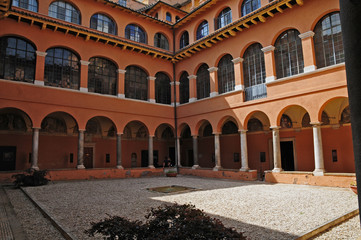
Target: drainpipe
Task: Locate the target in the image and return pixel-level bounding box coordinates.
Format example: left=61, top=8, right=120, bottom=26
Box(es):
left=172, top=26, right=178, bottom=173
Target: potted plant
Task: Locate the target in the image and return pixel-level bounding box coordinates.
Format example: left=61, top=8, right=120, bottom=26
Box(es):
left=350, top=181, right=357, bottom=195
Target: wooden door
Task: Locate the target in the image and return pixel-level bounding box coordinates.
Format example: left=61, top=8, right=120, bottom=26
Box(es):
left=84, top=147, right=93, bottom=168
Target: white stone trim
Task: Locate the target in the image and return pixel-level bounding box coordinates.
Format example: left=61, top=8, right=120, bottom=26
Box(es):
left=298, top=31, right=315, bottom=39
left=170, top=81, right=180, bottom=85
left=208, top=67, right=218, bottom=73
left=148, top=98, right=156, bottom=103
left=261, top=45, right=275, bottom=53
left=188, top=75, right=197, bottom=80
left=117, top=69, right=126, bottom=74
left=270, top=126, right=281, bottom=130
left=171, top=102, right=180, bottom=106
left=265, top=76, right=276, bottom=83
left=304, top=65, right=317, bottom=73
left=235, top=84, right=244, bottom=91
left=117, top=93, right=125, bottom=98
left=80, top=60, right=90, bottom=66
left=210, top=92, right=218, bottom=97
left=36, top=51, right=47, bottom=57
left=80, top=87, right=88, bottom=92
left=232, top=57, right=244, bottom=64
left=148, top=76, right=156, bottom=81
left=189, top=97, right=197, bottom=102
left=34, top=80, right=44, bottom=86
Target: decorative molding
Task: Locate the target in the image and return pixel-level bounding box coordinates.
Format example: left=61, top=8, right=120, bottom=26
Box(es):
left=80, top=60, right=90, bottom=66
left=188, top=75, right=197, bottom=80
left=34, top=80, right=44, bottom=86
left=310, top=121, right=323, bottom=126
left=117, top=93, right=125, bottom=98
left=235, top=84, right=244, bottom=91
left=189, top=97, right=197, bottom=102
left=148, top=98, right=156, bottom=103
left=265, top=76, right=276, bottom=83
left=35, top=51, right=47, bottom=57
left=261, top=45, right=275, bottom=53
left=170, top=81, right=180, bottom=85
left=117, top=69, right=126, bottom=74
left=80, top=87, right=88, bottom=92
left=304, top=65, right=317, bottom=73
left=208, top=67, right=218, bottom=73
left=298, top=31, right=315, bottom=39
left=270, top=126, right=281, bottom=130
left=148, top=76, right=156, bottom=81
left=232, top=57, right=244, bottom=64
left=210, top=92, right=218, bottom=97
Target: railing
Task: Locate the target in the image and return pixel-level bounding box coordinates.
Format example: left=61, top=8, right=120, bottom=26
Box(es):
left=245, top=84, right=267, bottom=101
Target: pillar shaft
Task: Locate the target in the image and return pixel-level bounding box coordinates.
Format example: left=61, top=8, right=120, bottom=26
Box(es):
left=148, top=135, right=155, bottom=168
left=148, top=76, right=156, bottom=103
left=116, top=133, right=123, bottom=169
left=176, top=137, right=181, bottom=167
left=213, top=133, right=221, bottom=171
left=312, top=122, right=325, bottom=175
left=271, top=127, right=282, bottom=172
left=232, top=57, right=244, bottom=91
left=299, top=31, right=317, bottom=72
left=240, top=130, right=249, bottom=171
left=80, top=60, right=90, bottom=92
left=188, top=75, right=197, bottom=102
left=262, top=46, right=277, bottom=83
left=31, top=128, right=40, bottom=170
left=192, top=135, right=199, bottom=168
left=77, top=130, right=85, bottom=169
left=208, top=67, right=218, bottom=97
left=34, top=51, right=47, bottom=85
left=117, top=69, right=126, bottom=98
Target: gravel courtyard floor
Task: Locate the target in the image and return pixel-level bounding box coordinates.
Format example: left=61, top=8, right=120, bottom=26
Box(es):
left=4, top=176, right=361, bottom=239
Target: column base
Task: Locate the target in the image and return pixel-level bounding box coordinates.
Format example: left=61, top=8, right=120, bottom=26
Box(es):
left=116, top=165, right=124, bottom=169
left=192, top=165, right=199, bottom=169
left=272, top=168, right=283, bottom=173
left=148, top=165, right=155, bottom=169
left=30, top=166, right=39, bottom=171
left=313, top=169, right=325, bottom=176
left=213, top=166, right=221, bottom=171
left=77, top=164, right=85, bottom=169
left=239, top=167, right=250, bottom=172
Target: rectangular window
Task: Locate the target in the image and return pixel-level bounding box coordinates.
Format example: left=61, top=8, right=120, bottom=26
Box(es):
left=332, top=149, right=337, bottom=162
left=70, top=153, right=73, bottom=163
left=106, top=153, right=110, bottom=163
left=234, top=153, right=240, bottom=162
left=260, top=152, right=266, bottom=162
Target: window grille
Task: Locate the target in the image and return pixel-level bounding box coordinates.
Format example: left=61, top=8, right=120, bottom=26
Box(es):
left=12, top=0, right=38, bottom=12
left=125, top=24, right=147, bottom=43
left=125, top=66, right=148, bottom=101
left=0, top=37, right=36, bottom=83
left=196, top=64, right=210, bottom=99
left=275, top=29, right=304, bottom=79
left=215, top=8, right=232, bottom=30
left=44, top=48, right=80, bottom=89
left=155, top=72, right=171, bottom=104
left=217, top=54, right=235, bottom=94
left=154, top=33, right=169, bottom=50
left=241, top=0, right=261, bottom=16
left=90, top=14, right=116, bottom=35
left=196, top=21, right=209, bottom=40
left=180, top=31, right=189, bottom=49
left=88, top=57, right=117, bottom=95
left=49, top=1, right=80, bottom=24
left=314, top=12, right=344, bottom=69
left=179, top=72, right=189, bottom=104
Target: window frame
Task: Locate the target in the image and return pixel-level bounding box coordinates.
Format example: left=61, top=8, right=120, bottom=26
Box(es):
left=217, top=54, right=235, bottom=94
left=88, top=57, right=117, bottom=96
left=196, top=64, right=210, bottom=100
left=196, top=21, right=209, bottom=40
left=12, top=0, right=38, bottom=12
left=241, top=0, right=261, bottom=16
left=48, top=1, right=81, bottom=24
left=155, top=72, right=171, bottom=105
left=90, top=13, right=117, bottom=35
left=154, top=33, right=169, bottom=50
left=125, top=24, right=147, bottom=44
left=179, top=72, right=189, bottom=104
left=180, top=31, right=189, bottom=49
left=215, top=7, right=232, bottom=30
left=125, top=66, right=148, bottom=101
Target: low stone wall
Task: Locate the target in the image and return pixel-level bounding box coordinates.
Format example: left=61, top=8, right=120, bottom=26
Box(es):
left=179, top=168, right=258, bottom=181
left=265, top=171, right=356, bottom=188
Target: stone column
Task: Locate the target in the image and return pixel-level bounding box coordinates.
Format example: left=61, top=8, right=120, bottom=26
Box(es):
left=299, top=31, right=317, bottom=73
left=192, top=135, right=199, bottom=168
left=239, top=130, right=250, bottom=171
left=80, top=60, right=90, bottom=92
left=148, top=76, right=156, bottom=103
left=176, top=137, right=181, bottom=167
left=148, top=135, right=155, bottom=168
left=311, top=122, right=325, bottom=176
left=31, top=128, right=40, bottom=170
left=271, top=126, right=282, bottom=172
left=208, top=67, right=218, bottom=97
left=188, top=75, right=197, bottom=102
left=261, top=46, right=277, bottom=83
left=34, top=51, right=47, bottom=86
left=213, top=133, right=221, bottom=171
left=77, top=130, right=85, bottom=169
left=232, top=57, right=244, bottom=91
left=117, top=69, right=126, bottom=98
left=116, top=133, right=123, bottom=169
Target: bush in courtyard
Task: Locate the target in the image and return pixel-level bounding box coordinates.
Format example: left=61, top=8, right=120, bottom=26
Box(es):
left=85, top=203, right=245, bottom=240
left=12, top=169, right=49, bottom=187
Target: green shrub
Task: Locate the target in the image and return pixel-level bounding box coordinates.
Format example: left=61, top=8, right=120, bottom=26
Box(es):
left=12, top=169, right=49, bottom=187
left=86, top=203, right=245, bottom=240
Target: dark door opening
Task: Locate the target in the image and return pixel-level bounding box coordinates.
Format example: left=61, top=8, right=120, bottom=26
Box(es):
left=0, top=146, right=16, bottom=171
left=169, top=147, right=175, bottom=166
left=141, top=150, right=159, bottom=167
left=84, top=147, right=93, bottom=168
left=187, top=149, right=194, bottom=167
left=280, top=141, right=295, bottom=171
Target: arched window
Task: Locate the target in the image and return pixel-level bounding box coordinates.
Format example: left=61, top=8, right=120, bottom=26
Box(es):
left=314, top=12, right=344, bottom=69
left=247, top=118, right=263, bottom=132
left=166, top=12, right=172, bottom=22
left=275, top=29, right=304, bottom=79
left=155, top=72, right=171, bottom=104
left=222, top=121, right=238, bottom=135
left=180, top=31, right=189, bottom=49
left=175, top=16, right=180, bottom=22
left=196, top=21, right=209, bottom=40
left=44, top=48, right=80, bottom=89
left=49, top=1, right=80, bottom=24
left=88, top=57, right=117, bottom=95
left=0, top=36, right=36, bottom=83
left=90, top=14, right=116, bottom=35
left=154, top=33, right=169, bottom=50
left=125, top=66, right=148, bottom=101
left=241, top=0, right=261, bottom=16
left=179, top=72, right=189, bottom=104
left=217, top=54, right=235, bottom=94
left=12, top=0, right=38, bottom=12
left=243, top=43, right=266, bottom=100
left=125, top=24, right=147, bottom=44
left=216, top=7, right=232, bottom=30
left=196, top=64, right=210, bottom=99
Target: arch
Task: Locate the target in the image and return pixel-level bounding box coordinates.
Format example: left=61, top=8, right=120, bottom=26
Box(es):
left=0, top=107, right=33, bottom=132
left=125, top=23, right=147, bottom=44
left=125, top=65, right=148, bottom=101
left=41, top=111, right=79, bottom=135
left=12, top=0, right=38, bottom=12
left=155, top=72, right=171, bottom=104
left=217, top=54, right=235, bottom=94
left=276, top=105, right=311, bottom=129
left=90, top=12, right=117, bottom=35
left=123, top=120, right=149, bottom=139
left=195, top=119, right=214, bottom=136
left=216, top=115, right=240, bottom=133
left=318, top=97, right=349, bottom=125
left=215, top=7, right=232, bottom=30
left=196, top=20, right=209, bottom=40
left=179, top=71, right=189, bottom=104
left=271, top=27, right=302, bottom=46
left=85, top=116, right=117, bottom=137
left=88, top=57, right=118, bottom=96
left=310, top=9, right=341, bottom=30
left=48, top=1, right=81, bottom=24
left=196, top=63, right=210, bottom=99
left=241, top=0, right=261, bottom=17
left=244, top=111, right=271, bottom=131
left=178, top=123, right=191, bottom=137
left=154, top=123, right=175, bottom=139
left=154, top=32, right=169, bottom=50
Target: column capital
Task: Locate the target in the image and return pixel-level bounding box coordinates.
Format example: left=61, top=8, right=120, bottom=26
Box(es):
left=117, top=132, right=123, bottom=136
left=235, top=84, right=245, bottom=91
left=78, top=129, right=86, bottom=133
left=117, top=69, right=126, bottom=74
left=188, top=75, right=197, bottom=80
left=208, top=67, right=218, bottom=73
left=213, top=132, right=221, bottom=136
left=36, top=51, right=47, bottom=57
left=239, top=129, right=248, bottom=133
left=148, top=76, right=156, bottom=81
left=261, top=45, right=275, bottom=53
left=232, top=57, right=244, bottom=64
left=32, top=127, right=41, bottom=130
left=310, top=121, right=323, bottom=126
left=170, top=81, right=180, bottom=85
left=270, top=126, right=281, bottom=130
left=80, top=60, right=90, bottom=66
left=298, top=31, right=315, bottom=39
left=192, top=135, right=198, bottom=138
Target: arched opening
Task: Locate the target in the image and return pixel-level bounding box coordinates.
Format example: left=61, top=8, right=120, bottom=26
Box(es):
left=220, top=119, right=239, bottom=169
left=198, top=121, right=214, bottom=168
left=155, top=124, right=175, bottom=167
left=179, top=124, right=193, bottom=167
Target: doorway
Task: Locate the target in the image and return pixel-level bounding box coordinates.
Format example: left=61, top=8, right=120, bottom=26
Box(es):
left=0, top=146, right=16, bottom=171
left=84, top=147, right=93, bottom=168
left=141, top=150, right=159, bottom=167
left=169, top=147, right=175, bottom=166
left=280, top=141, right=295, bottom=171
